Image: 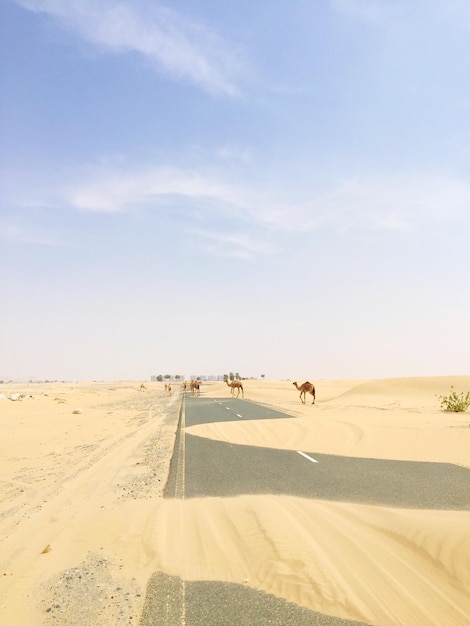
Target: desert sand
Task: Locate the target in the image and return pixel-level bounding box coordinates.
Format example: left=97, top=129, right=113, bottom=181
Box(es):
left=0, top=376, right=469, bottom=625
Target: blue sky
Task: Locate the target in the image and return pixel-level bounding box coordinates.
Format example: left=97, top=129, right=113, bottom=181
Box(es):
left=1, top=0, right=469, bottom=381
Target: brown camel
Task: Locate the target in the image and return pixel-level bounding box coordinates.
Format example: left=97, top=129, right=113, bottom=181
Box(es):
left=190, top=380, right=201, bottom=396
left=225, top=379, right=244, bottom=398
left=293, top=381, right=316, bottom=404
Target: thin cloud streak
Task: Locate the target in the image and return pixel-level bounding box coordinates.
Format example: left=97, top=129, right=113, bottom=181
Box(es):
left=331, top=0, right=470, bottom=28
left=63, top=167, right=248, bottom=214
left=13, top=165, right=470, bottom=242
left=0, top=223, right=69, bottom=247
left=303, top=175, right=470, bottom=233
left=189, top=228, right=279, bottom=261
left=330, top=0, right=391, bottom=22
left=15, top=0, right=242, bottom=96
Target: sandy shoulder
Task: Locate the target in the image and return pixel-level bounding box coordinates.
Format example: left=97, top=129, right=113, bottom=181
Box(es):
left=0, top=381, right=180, bottom=626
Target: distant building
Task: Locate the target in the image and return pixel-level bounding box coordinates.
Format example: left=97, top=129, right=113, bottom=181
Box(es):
left=151, top=374, right=225, bottom=382
left=189, top=375, right=225, bottom=381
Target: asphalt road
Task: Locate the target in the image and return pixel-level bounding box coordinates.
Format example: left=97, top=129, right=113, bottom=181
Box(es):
left=141, top=394, right=470, bottom=626
left=167, top=395, right=470, bottom=509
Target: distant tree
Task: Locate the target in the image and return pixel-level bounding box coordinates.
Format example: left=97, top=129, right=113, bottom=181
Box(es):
left=164, top=374, right=171, bottom=381
left=261, top=374, right=265, bottom=379
left=235, top=372, right=240, bottom=380
left=229, top=372, right=234, bottom=381
left=156, top=374, right=163, bottom=382
left=175, top=374, right=181, bottom=381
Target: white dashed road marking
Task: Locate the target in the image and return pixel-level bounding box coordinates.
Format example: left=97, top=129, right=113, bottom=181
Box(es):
left=296, top=450, right=319, bottom=464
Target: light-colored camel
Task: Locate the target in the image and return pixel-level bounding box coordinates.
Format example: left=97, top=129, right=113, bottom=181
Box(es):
left=190, top=380, right=201, bottom=396
left=292, top=381, right=315, bottom=404
left=139, top=383, right=146, bottom=392
left=225, top=379, right=244, bottom=398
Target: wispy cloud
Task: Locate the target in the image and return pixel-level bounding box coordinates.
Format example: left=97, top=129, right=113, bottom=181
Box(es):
left=7, top=162, right=470, bottom=257
left=0, top=221, right=69, bottom=247
left=62, top=166, right=250, bottom=214
left=39, top=164, right=470, bottom=231
left=330, top=0, right=392, bottom=22
left=331, top=0, right=470, bottom=28
left=189, top=228, right=279, bottom=261
left=16, top=0, right=242, bottom=96
left=310, top=175, right=470, bottom=232
left=280, top=174, right=470, bottom=236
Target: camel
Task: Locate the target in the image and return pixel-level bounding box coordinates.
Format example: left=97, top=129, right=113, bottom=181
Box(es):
left=139, top=383, right=146, bottom=392
left=167, top=383, right=172, bottom=396
left=190, top=380, right=201, bottom=396
left=225, top=378, right=244, bottom=398
left=292, top=381, right=315, bottom=404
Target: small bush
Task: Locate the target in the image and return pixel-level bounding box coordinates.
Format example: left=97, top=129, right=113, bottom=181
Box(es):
left=438, top=386, right=470, bottom=412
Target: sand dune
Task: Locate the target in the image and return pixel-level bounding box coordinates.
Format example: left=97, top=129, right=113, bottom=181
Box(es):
left=147, top=496, right=470, bottom=626
left=0, top=377, right=469, bottom=625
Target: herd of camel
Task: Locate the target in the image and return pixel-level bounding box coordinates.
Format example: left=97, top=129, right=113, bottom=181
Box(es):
left=140, top=379, right=316, bottom=404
